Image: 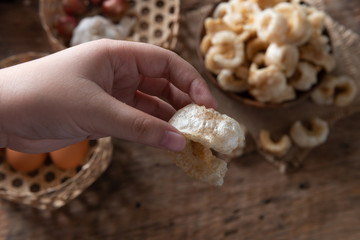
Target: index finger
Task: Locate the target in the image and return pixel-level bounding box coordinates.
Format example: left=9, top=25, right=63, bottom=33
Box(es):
left=107, top=40, right=218, bottom=109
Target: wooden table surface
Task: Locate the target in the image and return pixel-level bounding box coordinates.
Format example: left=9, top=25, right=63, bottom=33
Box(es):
left=1, top=0, right=360, bottom=239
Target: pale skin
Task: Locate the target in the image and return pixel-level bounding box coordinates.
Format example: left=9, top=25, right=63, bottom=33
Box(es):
left=0, top=39, right=217, bottom=153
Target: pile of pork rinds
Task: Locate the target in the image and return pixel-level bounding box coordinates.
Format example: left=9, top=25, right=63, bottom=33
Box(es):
left=200, top=0, right=357, bottom=104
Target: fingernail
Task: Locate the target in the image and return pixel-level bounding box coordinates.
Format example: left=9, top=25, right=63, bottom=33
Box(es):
left=160, top=131, right=186, bottom=152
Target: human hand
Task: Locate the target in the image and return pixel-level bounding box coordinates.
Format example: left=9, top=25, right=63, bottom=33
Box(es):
left=0, top=39, right=217, bottom=153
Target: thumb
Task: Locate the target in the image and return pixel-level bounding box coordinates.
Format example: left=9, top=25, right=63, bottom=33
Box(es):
left=88, top=94, right=186, bottom=152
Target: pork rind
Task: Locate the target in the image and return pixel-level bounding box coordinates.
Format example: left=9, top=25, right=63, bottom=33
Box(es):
left=273, top=2, right=313, bottom=46
left=201, top=0, right=337, bottom=104
left=169, top=104, right=244, bottom=154
left=290, top=117, right=329, bottom=148
left=256, top=8, right=288, bottom=44
left=217, top=68, right=249, bottom=92
left=264, top=43, right=299, bottom=77
left=169, top=104, right=245, bottom=186
left=259, top=130, right=291, bottom=157
left=170, top=140, right=228, bottom=186
left=289, top=61, right=319, bottom=91
left=249, top=64, right=295, bottom=103
left=311, top=74, right=357, bottom=106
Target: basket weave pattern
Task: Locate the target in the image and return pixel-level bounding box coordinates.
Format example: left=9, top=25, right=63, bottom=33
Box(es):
left=39, top=0, right=180, bottom=51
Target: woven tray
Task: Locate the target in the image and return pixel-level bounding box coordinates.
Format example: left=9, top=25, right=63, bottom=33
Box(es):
left=39, top=0, right=180, bottom=51
left=0, top=53, right=113, bottom=210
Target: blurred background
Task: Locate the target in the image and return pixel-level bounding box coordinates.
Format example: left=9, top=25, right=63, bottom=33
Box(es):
left=1, top=0, right=360, bottom=239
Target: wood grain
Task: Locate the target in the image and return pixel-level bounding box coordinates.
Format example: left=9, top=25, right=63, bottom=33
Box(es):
left=0, top=0, right=360, bottom=239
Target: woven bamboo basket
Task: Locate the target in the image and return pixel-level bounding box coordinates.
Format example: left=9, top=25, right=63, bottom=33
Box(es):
left=39, top=0, right=180, bottom=51
left=0, top=53, right=113, bottom=210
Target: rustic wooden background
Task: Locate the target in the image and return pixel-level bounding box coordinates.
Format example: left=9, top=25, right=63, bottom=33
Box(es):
left=1, top=0, right=360, bottom=239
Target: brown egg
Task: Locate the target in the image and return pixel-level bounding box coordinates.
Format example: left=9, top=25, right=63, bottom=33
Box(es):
left=50, top=139, right=89, bottom=170
left=6, top=149, right=47, bottom=173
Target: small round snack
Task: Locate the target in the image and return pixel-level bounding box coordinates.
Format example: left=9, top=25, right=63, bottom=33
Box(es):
left=209, top=31, right=246, bottom=69
left=264, top=43, right=299, bottom=78
left=273, top=2, right=313, bottom=46
left=290, top=117, right=329, bottom=148
left=6, top=149, right=47, bottom=173
left=259, top=130, right=291, bottom=157
left=169, top=104, right=245, bottom=186
left=299, top=33, right=335, bottom=72
left=248, top=64, right=295, bottom=103
left=50, top=139, right=89, bottom=170
left=290, top=61, right=318, bottom=91
left=311, top=74, right=357, bottom=107
left=255, top=8, right=288, bottom=44
left=246, top=38, right=269, bottom=61
left=217, top=69, right=248, bottom=92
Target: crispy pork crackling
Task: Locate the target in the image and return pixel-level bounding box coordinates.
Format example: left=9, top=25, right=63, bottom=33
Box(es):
left=169, top=104, right=245, bottom=186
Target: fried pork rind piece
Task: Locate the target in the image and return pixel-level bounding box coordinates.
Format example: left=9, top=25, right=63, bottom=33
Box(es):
left=264, top=43, right=299, bottom=77
left=274, top=2, right=313, bottom=46
left=222, top=0, right=260, bottom=33
left=255, top=8, right=288, bottom=44
left=217, top=68, right=249, bottom=92
left=170, top=140, right=228, bottom=186
left=290, top=118, right=329, bottom=148
left=211, top=31, right=246, bottom=69
left=169, top=104, right=245, bottom=186
left=306, top=7, right=326, bottom=34
left=204, top=31, right=246, bottom=74
left=290, top=61, right=319, bottom=91
left=259, top=130, right=291, bottom=157
left=170, top=104, right=244, bottom=154
left=246, top=38, right=269, bottom=61
left=311, top=74, right=358, bottom=106
left=249, top=64, right=296, bottom=103
left=299, top=33, right=335, bottom=72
